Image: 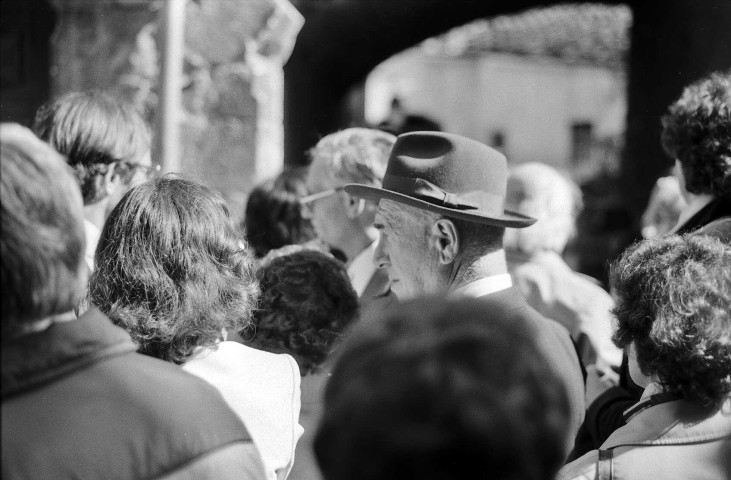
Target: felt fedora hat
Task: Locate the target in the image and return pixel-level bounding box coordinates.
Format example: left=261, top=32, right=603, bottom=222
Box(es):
left=343, top=131, right=536, bottom=228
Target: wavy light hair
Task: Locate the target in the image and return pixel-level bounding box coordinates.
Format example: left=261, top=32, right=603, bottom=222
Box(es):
left=89, top=177, right=258, bottom=364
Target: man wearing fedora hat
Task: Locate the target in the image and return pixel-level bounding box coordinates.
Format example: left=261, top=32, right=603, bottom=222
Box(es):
left=344, top=131, right=586, bottom=455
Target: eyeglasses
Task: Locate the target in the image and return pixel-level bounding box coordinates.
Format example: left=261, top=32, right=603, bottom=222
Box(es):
left=122, top=162, right=162, bottom=180
left=299, top=186, right=344, bottom=206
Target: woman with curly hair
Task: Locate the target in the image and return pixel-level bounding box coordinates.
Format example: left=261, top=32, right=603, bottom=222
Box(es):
left=662, top=70, right=731, bottom=233
left=88, top=177, right=303, bottom=480
left=245, top=245, right=359, bottom=480
left=559, top=234, right=731, bottom=480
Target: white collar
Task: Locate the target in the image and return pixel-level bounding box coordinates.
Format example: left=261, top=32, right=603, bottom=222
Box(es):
left=450, top=274, right=513, bottom=299
left=84, top=218, right=101, bottom=270
left=346, top=241, right=378, bottom=296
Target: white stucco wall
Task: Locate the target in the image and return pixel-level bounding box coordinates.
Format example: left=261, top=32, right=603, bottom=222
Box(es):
left=366, top=51, right=626, bottom=173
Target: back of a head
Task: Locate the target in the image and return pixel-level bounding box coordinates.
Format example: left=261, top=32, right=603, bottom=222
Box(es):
left=308, top=128, right=396, bottom=187
left=248, top=246, right=359, bottom=375
left=88, top=177, right=258, bottom=364
left=243, top=168, right=316, bottom=258
left=32, top=90, right=152, bottom=204
left=315, top=296, right=571, bottom=480
left=610, top=234, right=731, bottom=410
left=503, top=162, right=582, bottom=254
left=1, top=124, right=86, bottom=339
left=660, top=70, right=731, bottom=201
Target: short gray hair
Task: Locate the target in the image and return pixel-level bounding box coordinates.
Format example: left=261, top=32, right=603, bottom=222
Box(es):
left=308, top=128, right=395, bottom=187
left=503, top=163, right=582, bottom=254
left=380, top=200, right=504, bottom=261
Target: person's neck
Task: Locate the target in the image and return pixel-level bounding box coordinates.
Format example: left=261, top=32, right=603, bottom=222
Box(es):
left=675, top=192, right=714, bottom=229
left=83, top=202, right=108, bottom=230
left=18, top=310, right=77, bottom=336
left=338, top=227, right=378, bottom=265
left=449, top=249, right=508, bottom=292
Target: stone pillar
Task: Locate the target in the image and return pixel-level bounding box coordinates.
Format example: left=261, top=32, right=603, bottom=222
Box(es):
left=49, top=0, right=303, bottom=222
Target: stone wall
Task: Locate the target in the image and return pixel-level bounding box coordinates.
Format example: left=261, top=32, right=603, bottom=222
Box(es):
left=49, top=0, right=303, bottom=221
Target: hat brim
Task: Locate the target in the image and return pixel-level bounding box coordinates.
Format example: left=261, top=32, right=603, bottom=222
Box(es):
left=343, top=183, right=536, bottom=228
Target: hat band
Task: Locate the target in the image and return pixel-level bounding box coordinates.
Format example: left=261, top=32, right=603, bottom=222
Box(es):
left=384, top=175, right=502, bottom=213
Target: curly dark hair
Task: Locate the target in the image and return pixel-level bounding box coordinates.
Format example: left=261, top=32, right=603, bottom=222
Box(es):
left=246, top=247, right=358, bottom=375
left=315, top=297, right=571, bottom=480
left=88, top=177, right=259, bottom=364
left=243, top=168, right=316, bottom=258
left=610, top=234, right=731, bottom=410
left=660, top=71, right=731, bottom=200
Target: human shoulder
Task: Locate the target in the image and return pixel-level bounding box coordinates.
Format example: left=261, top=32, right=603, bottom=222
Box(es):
left=206, top=341, right=300, bottom=373
left=155, top=442, right=267, bottom=480
left=557, top=449, right=598, bottom=480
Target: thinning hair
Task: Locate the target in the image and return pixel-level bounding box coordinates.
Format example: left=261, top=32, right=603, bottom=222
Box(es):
left=308, top=128, right=396, bottom=187
left=660, top=70, right=731, bottom=200
left=89, top=177, right=259, bottom=364
left=610, top=234, right=731, bottom=409
left=32, top=90, right=152, bottom=205
left=1, top=124, right=87, bottom=337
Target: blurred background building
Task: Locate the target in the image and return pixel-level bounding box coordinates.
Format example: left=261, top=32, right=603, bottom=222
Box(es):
left=364, top=4, right=629, bottom=179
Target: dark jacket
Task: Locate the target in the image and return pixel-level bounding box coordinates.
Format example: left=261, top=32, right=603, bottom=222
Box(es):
left=478, top=287, right=587, bottom=456
left=2, top=308, right=267, bottom=480
left=675, top=198, right=731, bottom=234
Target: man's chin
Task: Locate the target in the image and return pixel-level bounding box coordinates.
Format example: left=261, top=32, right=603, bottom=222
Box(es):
left=389, top=281, right=410, bottom=300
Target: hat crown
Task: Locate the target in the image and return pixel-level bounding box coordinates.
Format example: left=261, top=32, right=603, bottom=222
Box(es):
left=383, top=132, right=508, bottom=213
left=342, top=131, right=536, bottom=228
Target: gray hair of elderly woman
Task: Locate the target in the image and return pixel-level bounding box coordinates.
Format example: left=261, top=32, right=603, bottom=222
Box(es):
left=503, top=162, right=583, bottom=254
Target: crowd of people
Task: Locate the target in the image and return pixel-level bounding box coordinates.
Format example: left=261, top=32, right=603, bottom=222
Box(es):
left=2, top=70, right=729, bottom=480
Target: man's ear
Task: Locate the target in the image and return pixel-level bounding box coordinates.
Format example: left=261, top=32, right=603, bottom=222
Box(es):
left=343, top=192, right=366, bottom=218
left=430, top=218, right=459, bottom=264
left=102, top=163, right=122, bottom=197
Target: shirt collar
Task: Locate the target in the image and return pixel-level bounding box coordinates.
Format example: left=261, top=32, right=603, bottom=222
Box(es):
left=346, top=241, right=378, bottom=297
left=449, top=274, right=513, bottom=299
left=622, top=382, right=681, bottom=423
left=84, top=219, right=101, bottom=271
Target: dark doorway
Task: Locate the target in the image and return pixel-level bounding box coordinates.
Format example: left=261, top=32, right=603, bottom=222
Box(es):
left=0, top=0, right=55, bottom=126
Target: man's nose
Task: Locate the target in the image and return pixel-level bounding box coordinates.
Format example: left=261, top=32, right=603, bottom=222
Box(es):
left=373, top=236, right=388, bottom=268
left=300, top=202, right=313, bottom=219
